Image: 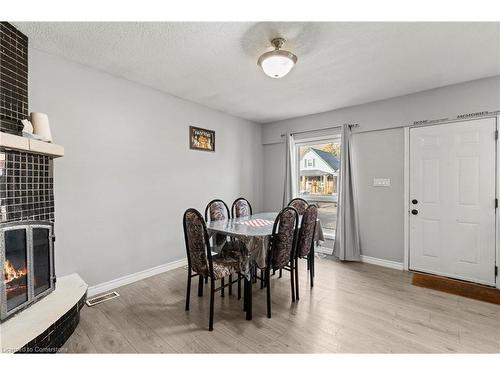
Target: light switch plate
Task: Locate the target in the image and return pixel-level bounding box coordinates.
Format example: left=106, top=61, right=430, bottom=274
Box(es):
left=373, top=178, right=391, bottom=187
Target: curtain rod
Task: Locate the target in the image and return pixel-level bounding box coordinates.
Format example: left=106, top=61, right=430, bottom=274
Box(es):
left=279, top=124, right=358, bottom=137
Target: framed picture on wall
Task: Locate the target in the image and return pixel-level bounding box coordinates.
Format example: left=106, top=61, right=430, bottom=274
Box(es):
left=189, top=126, right=215, bottom=152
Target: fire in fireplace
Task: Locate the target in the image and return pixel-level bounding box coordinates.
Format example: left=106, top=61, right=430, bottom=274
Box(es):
left=1, top=221, right=55, bottom=320
left=4, top=259, right=28, bottom=310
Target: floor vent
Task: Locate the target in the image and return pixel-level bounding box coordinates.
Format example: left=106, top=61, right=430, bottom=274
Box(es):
left=85, top=291, right=120, bottom=307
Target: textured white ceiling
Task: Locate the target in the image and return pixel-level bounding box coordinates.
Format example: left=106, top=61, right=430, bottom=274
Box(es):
left=14, top=22, right=500, bottom=123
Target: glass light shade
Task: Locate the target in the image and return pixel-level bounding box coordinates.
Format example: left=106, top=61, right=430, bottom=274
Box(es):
left=258, top=50, right=297, bottom=79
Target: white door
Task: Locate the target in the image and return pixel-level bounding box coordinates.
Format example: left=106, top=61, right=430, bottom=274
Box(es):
left=409, top=118, right=497, bottom=286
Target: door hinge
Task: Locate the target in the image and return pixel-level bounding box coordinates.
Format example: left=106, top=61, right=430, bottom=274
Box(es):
left=496, top=130, right=498, bottom=140
left=496, top=198, right=498, bottom=209
left=495, top=266, right=498, bottom=277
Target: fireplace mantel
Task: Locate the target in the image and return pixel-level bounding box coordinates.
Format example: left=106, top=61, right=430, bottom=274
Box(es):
left=0, top=273, right=87, bottom=353
left=0, top=131, right=64, bottom=158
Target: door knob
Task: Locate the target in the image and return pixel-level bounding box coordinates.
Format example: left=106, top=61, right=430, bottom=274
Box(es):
left=411, top=209, right=418, bottom=215
left=412, top=199, right=418, bottom=204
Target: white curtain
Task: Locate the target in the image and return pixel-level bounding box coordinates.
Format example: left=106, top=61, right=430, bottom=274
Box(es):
left=282, top=133, right=297, bottom=208
left=333, top=125, right=361, bottom=261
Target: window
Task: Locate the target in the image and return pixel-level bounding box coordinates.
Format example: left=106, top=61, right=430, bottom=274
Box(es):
left=305, top=159, right=315, bottom=168
left=295, top=136, right=341, bottom=237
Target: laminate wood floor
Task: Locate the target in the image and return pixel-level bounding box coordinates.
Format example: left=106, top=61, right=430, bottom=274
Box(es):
left=60, top=257, right=500, bottom=353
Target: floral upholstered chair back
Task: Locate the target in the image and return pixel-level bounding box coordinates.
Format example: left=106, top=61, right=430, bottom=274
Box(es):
left=232, top=197, right=253, bottom=218
left=287, top=198, right=308, bottom=216
left=205, top=199, right=230, bottom=222
left=204, top=199, right=230, bottom=247
left=183, top=209, right=210, bottom=277
left=269, top=207, right=299, bottom=269
left=296, top=204, right=318, bottom=258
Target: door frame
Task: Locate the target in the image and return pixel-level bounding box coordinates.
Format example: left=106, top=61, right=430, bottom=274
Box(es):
left=403, top=115, right=499, bottom=289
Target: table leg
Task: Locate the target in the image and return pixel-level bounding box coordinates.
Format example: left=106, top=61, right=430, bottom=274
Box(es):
left=245, top=277, right=252, bottom=320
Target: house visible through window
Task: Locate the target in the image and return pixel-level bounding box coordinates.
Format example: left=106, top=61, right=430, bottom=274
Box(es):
left=295, top=136, right=341, bottom=237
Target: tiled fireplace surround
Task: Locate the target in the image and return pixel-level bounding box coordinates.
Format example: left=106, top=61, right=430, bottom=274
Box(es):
left=0, top=151, right=54, bottom=222
left=0, top=22, right=84, bottom=353
left=0, top=22, right=28, bottom=135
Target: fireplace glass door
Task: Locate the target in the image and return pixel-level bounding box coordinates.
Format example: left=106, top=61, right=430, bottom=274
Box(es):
left=33, top=227, right=51, bottom=296
left=4, top=228, right=28, bottom=312
left=1, top=222, right=54, bottom=320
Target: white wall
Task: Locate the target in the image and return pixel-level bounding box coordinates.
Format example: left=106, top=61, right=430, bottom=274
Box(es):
left=28, top=48, right=263, bottom=287
left=262, top=76, right=500, bottom=263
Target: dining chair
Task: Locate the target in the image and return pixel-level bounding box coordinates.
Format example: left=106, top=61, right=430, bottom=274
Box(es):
left=183, top=208, right=243, bottom=331
left=294, top=204, right=318, bottom=300
left=263, top=206, right=299, bottom=318
left=231, top=197, right=253, bottom=218
left=287, top=197, right=309, bottom=216
left=204, top=199, right=234, bottom=292
left=278, top=197, right=309, bottom=278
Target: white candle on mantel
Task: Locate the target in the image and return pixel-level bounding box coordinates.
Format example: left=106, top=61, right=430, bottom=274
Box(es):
left=30, top=112, right=52, bottom=143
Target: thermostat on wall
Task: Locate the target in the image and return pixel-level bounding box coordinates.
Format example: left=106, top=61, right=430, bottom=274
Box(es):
left=373, top=178, right=391, bottom=187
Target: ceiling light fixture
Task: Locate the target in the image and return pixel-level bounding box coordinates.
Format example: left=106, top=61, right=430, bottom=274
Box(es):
left=257, top=38, right=297, bottom=79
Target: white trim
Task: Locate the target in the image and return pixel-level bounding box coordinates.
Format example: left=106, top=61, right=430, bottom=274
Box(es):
left=294, top=133, right=342, bottom=145
left=360, top=255, right=404, bottom=271
left=403, top=127, right=410, bottom=271
left=87, top=258, right=187, bottom=297
left=496, top=115, right=500, bottom=290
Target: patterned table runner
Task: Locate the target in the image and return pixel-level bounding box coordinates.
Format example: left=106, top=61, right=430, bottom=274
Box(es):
left=240, top=219, right=274, bottom=227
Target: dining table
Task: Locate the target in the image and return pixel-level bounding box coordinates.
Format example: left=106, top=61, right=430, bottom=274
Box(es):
left=206, top=212, right=324, bottom=320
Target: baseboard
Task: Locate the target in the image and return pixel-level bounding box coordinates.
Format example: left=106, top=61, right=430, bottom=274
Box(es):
left=87, top=258, right=187, bottom=297
left=360, top=255, right=404, bottom=271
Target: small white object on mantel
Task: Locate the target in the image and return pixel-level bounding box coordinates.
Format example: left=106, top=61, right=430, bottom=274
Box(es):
left=21, top=119, right=33, bottom=134
left=0, top=273, right=88, bottom=353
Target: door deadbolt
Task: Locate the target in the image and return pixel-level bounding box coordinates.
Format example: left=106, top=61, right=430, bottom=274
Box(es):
left=411, top=209, right=418, bottom=215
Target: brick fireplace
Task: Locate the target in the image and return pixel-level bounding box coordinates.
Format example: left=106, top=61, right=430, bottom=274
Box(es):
left=0, top=21, right=57, bottom=321
left=0, top=22, right=84, bottom=353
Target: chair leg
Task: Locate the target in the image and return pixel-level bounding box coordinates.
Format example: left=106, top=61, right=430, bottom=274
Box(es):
left=238, top=273, right=241, bottom=300
left=260, top=269, right=264, bottom=289
left=272, top=269, right=276, bottom=276
left=209, top=278, right=215, bottom=331
left=243, top=277, right=247, bottom=311
left=198, top=275, right=203, bottom=297
left=295, top=258, right=300, bottom=301
left=310, top=253, right=314, bottom=288
left=279, top=268, right=282, bottom=278
left=311, top=246, right=316, bottom=278
left=221, top=277, right=225, bottom=297
left=205, top=276, right=208, bottom=284
left=266, top=268, right=271, bottom=318
left=229, top=274, right=233, bottom=296
left=185, top=270, right=191, bottom=311
left=290, top=261, right=296, bottom=302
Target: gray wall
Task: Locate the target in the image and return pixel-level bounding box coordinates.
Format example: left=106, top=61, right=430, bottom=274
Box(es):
left=262, top=76, right=500, bottom=263
left=28, top=48, right=263, bottom=287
